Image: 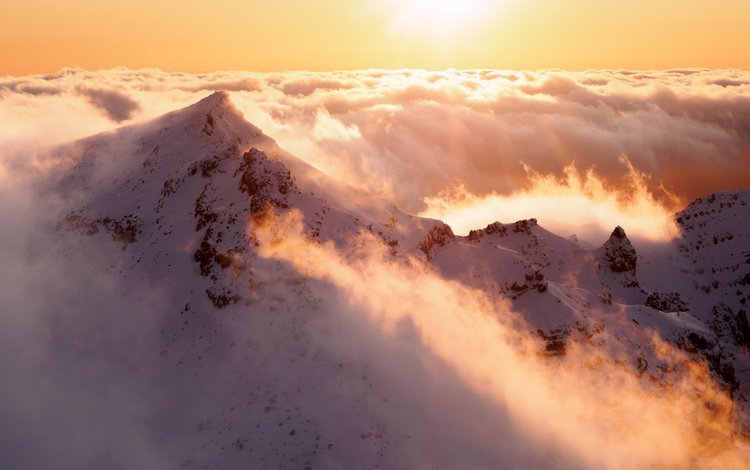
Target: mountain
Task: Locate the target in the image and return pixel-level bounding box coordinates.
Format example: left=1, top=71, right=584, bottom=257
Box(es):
left=11, top=92, right=750, bottom=468
left=53, top=92, right=446, bottom=310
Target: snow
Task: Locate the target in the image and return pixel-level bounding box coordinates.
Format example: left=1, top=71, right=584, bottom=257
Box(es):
left=25, top=92, right=750, bottom=467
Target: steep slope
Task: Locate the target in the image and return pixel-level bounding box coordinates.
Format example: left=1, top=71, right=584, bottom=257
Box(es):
left=54, top=92, right=444, bottom=303
left=426, top=201, right=750, bottom=428
left=28, top=93, right=750, bottom=468
left=45, top=92, right=499, bottom=469
left=638, top=191, right=750, bottom=418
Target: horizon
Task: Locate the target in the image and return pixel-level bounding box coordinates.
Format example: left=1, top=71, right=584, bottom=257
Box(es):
left=9, top=64, right=750, bottom=75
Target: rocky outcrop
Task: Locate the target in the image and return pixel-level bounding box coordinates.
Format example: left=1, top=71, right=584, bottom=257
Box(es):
left=536, top=328, right=568, bottom=357
left=57, top=213, right=142, bottom=251
left=512, top=218, right=538, bottom=235
left=602, top=226, right=637, bottom=274
left=189, top=147, right=297, bottom=299
left=235, top=148, right=298, bottom=216
left=467, top=219, right=538, bottom=241
left=468, top=222, right=507, bottom=241
left=645, top=292, right=689, bottom=313
left=418, top=223, right=455, bottom=260
left=507, top=270, right=549, bottom=299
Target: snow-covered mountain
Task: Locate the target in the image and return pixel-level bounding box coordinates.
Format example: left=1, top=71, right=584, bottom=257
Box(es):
left=13, top=92, right=750, bottom=469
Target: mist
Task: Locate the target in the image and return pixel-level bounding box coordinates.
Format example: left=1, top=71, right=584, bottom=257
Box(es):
left=3, top=68, right=750, bottom=241
left=2, top=69, right=750, bottom=468
left=255, top=209, right=748, bottom=469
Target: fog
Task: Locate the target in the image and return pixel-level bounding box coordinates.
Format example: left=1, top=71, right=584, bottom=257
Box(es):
left=3, top=68, right=750, bottom=239
left=1, top=68, right=749, bottom=468
left=256, top=210, right=747, bottom=469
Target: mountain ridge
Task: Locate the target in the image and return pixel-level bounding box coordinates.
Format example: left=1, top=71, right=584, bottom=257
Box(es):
left=42, top=92, right=750, bottom=467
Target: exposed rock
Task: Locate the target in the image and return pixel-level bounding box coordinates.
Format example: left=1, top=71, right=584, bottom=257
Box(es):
left=602, top=226, right=637, bottom=274
left=736, top=309, right=750, bottom=348
left=194, top=185, right=218, bottom=232
left=709, top=303, right=750, bottom=349
left=468, top=219, right=539, bottom=241
left=510, top=270, right=549, bottom=297
left=205, top=287, right=241, bottom=309
left=236, top=148, right=298, bottom=216
left=202, top=112, right=215, bottom=136
left=468, top=222, right=506, bottom=241
left=687, top=332, right=713, bottom=350
left=57, top=213, right=142, bottom=251
left=512, top=218, right=538, bottom=234
left=536, top=328, right=568, bottom=357
left=418, top=223, right=455, bottom=260
left=645, top=292, right=689, bottom=313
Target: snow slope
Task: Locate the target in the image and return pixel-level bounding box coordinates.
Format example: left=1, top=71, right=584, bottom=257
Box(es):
left=10, top=92, right=749, bottom=468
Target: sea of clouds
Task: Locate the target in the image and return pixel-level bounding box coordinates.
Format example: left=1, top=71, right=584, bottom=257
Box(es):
left=2, top=68, right=750, bottom=240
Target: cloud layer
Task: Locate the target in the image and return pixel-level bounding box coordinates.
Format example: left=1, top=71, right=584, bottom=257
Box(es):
left=2, top=67, right=750, bottom=239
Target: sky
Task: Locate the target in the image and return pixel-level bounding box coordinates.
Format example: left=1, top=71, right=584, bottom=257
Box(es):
left=2, top=0, right=750, bottom=75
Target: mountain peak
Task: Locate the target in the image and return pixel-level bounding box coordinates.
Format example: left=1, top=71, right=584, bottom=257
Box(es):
left=180, top=91, right=244, bottom=132
left=148, top=91, right=269, bottom=148
left=189, top=91, right=233, bottom=113
left=51, top=91, right=278, bottom=199
left=610, top=225, right=627, bottom=240
left=602, top=226, right=637, bottom=274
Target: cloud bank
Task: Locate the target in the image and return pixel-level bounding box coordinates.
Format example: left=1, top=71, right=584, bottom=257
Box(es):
left=2, top=67, right=750, bottom=239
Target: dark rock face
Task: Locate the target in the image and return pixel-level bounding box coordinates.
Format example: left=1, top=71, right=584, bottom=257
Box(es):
left=193, top=230, right=236, bottom=279
left=645, top=292, right=689, bottom=313
left=57, top=213, right=142, bottom=251
left=189, top=147, right=297, bottom=304
left=709, top=303, right=750, bottom=347
left=418, top=223, right=455, bottom=260
left=236, top=148, right=298, bottom=216
left=512, top=218, right=538, bottom=235
left=535, top=329, right=567, bottom=357
left=736, top=309, right=750, bottom=348
left=467, top=219, right=539, bottom=242
left=603, top=226, right=637, bottom=274
left=205, top=287, right=241, bottom=309
left=468, top=222, right=507, bottom=241
left=507, top=270, right=549, bottom=299
left=687, top=332, right=713, bottom=351
left=194, top=185, right=218, bottom=232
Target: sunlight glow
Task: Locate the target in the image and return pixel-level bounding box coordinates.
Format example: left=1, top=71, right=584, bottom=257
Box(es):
left=420, top=156, right=681, bottom=244
left=385, top=0, right=497, bottom=40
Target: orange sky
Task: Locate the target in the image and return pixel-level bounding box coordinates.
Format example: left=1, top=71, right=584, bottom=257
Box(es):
left=2, top=0, right=749, bottom=75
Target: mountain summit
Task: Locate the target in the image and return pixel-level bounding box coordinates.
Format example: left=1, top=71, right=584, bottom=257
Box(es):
left=42, top=93, right=750, bottom=467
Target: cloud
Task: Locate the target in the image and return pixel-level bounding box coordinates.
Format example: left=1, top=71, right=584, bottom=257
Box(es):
left=76, top=86, right=141, bottom=122
left=0, top=166, right=171, bottom=468
left=420, top=155, right=681, bottom=243
left=1, top=82, right=62, bottom=96
left=254, top=209, right=748, bottom=469
left=278, top=76, right=358, bottom=97
left=1, top=67, right=750, bottom=238
left=711, top=79, right=747, bottom=87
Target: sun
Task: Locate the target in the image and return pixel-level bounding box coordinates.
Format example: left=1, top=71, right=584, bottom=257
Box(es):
left=384, top=0, right=495, bottom=40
